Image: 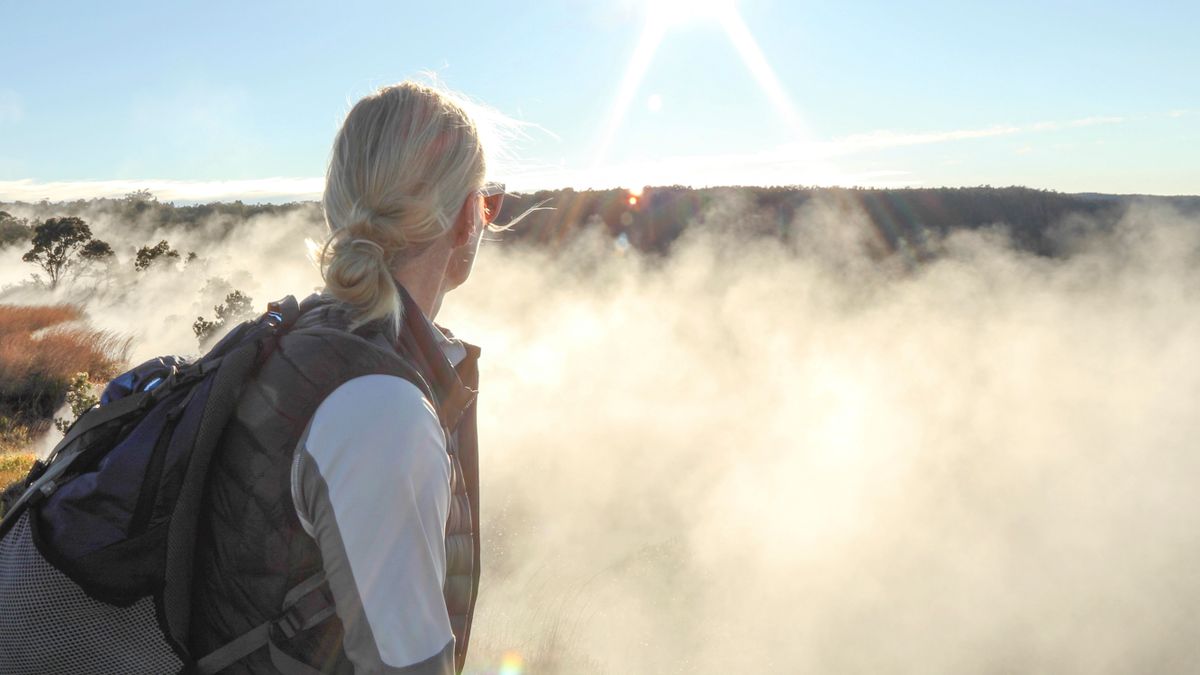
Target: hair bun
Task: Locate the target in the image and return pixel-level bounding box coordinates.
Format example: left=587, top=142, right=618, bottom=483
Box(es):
left=319, top=81, right=487, bottom=331
left=349, top=238, right=387, bottom=257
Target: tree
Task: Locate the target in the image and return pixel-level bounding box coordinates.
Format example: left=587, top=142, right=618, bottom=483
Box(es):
left=0, top=211, right=31, bottom=248
left=123, top=189, right=157, bottom=203
left=80, top=239, right=115, bottom=261
left=193, top=290, right=255, bottom=346
left=22, top=216, right=94, bottom=289
left=134, top=239, right=181, bottom=271
left=72, top=238, right=117, bottom=284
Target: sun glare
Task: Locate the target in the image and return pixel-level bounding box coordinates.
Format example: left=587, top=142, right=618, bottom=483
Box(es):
left=594, top=0, right=814, bottom=184
left=645, top=0, right=738, bottom=25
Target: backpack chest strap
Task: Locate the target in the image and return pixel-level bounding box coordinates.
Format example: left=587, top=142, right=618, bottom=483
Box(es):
left=194, top=572, right=334, bottom=675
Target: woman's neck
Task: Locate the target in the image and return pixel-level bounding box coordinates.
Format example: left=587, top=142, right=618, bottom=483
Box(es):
left=392, top=245, right=452, bottom=321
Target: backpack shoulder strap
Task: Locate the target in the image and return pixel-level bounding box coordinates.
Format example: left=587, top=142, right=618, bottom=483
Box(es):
left=193, top=318, right=433, bottom=673
left=161, top=296, right=304, bottom=653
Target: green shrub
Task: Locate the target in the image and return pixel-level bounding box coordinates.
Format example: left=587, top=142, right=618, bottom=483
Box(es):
left=54, top=373, right=100, bottom=434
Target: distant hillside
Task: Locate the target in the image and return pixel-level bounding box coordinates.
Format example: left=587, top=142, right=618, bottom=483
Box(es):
left=497, top=186, right=1200, bottom=258
left=4, top=186, right=1197, bottom=259
left=0, top=194, right=323, bottom=247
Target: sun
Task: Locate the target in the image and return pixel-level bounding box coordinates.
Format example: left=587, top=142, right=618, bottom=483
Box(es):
left=593, top=0, right=807, bottom=167
left=645, top=0, right=738, bottom=26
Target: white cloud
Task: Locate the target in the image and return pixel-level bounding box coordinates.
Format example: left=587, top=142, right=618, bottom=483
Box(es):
left=506, top=150, right=912, bottom=192
left=0, top=177, right=323, bottom=204
left=505, top=114, right=1124, bottom=191
left=825, top=125, right=1023, bottom=152
left=1065, top=115, right=1126, bottom=127
left=0, top=115, right=1134, bottom=200
left=825, top=115, right=1125, bottom=155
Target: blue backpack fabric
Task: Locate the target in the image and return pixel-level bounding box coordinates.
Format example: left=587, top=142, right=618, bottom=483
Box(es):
left=0, top=296, right=330, bottom=674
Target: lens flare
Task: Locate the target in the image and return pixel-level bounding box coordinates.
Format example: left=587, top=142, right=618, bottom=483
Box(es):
left=498, top=651, right=523, bottom=675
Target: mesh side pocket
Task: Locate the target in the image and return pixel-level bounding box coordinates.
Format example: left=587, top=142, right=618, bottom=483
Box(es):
left=0, top=511, right=183, bottom=675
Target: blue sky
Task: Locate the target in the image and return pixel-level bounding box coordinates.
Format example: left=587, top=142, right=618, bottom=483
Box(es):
left=1, top=0, right=1197, bottom=201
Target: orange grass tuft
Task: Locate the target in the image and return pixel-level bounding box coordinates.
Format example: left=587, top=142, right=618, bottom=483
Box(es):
left=0, top=304, right=83, bottom=337
left=0, top=327, right=131, bottom=390
left=0, top=304, right=131, bottom=438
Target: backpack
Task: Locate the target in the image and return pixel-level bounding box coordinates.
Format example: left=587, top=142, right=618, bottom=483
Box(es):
left=0, top=296, right=351, bottom=674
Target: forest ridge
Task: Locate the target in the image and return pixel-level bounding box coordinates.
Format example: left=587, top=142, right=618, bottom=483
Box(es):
left=3, top=186, right=1198, bottom=261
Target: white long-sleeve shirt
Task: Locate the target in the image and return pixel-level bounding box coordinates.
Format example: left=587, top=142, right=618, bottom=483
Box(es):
left=290, top=331, right=466, bottom=674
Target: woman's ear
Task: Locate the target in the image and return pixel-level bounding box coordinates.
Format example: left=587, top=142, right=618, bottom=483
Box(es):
left=443, top=193, right=486, bottom=293
left=452, top=194, right=479, bottom=248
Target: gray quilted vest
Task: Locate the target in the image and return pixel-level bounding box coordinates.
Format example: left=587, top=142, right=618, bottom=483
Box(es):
left=189, top=286, right=481, bottom=673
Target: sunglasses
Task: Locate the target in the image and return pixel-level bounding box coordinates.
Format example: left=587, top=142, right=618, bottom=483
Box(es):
left=478, top=181, right=506, bottom=224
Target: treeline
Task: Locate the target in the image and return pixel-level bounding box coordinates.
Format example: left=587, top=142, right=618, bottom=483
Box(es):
left=1, top=194, right=265, bottom=345
left=495, top=186, right=1200, bottom=257
left=4, top=186, right=1198, bottom=262
left=0, top=190, right=323, bottom=246
left=0, top=213, right=199, bottom=289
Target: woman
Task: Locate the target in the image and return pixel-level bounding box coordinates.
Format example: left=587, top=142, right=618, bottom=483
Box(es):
left=189, top=82, right=504, bottom=675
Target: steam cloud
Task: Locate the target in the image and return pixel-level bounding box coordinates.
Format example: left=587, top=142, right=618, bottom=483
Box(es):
left=3, top=196, right=1198, bottom=672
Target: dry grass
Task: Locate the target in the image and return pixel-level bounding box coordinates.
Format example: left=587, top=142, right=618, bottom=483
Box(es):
left=0, top=304, right=84, bottom=338
left=0, top=326, right=131, bottom=391
left=0, top=304, right=130, bottom=452
left=0, top=420, right=38, bottom=455
left=0, top=452, right=35, bottom=494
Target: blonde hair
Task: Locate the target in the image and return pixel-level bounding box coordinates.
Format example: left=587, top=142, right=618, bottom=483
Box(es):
left=318, top=82, right=486, bottom=330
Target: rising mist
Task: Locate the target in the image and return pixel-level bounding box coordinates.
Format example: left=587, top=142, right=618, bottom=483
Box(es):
left=2, top=195, right=1198, bottom=673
